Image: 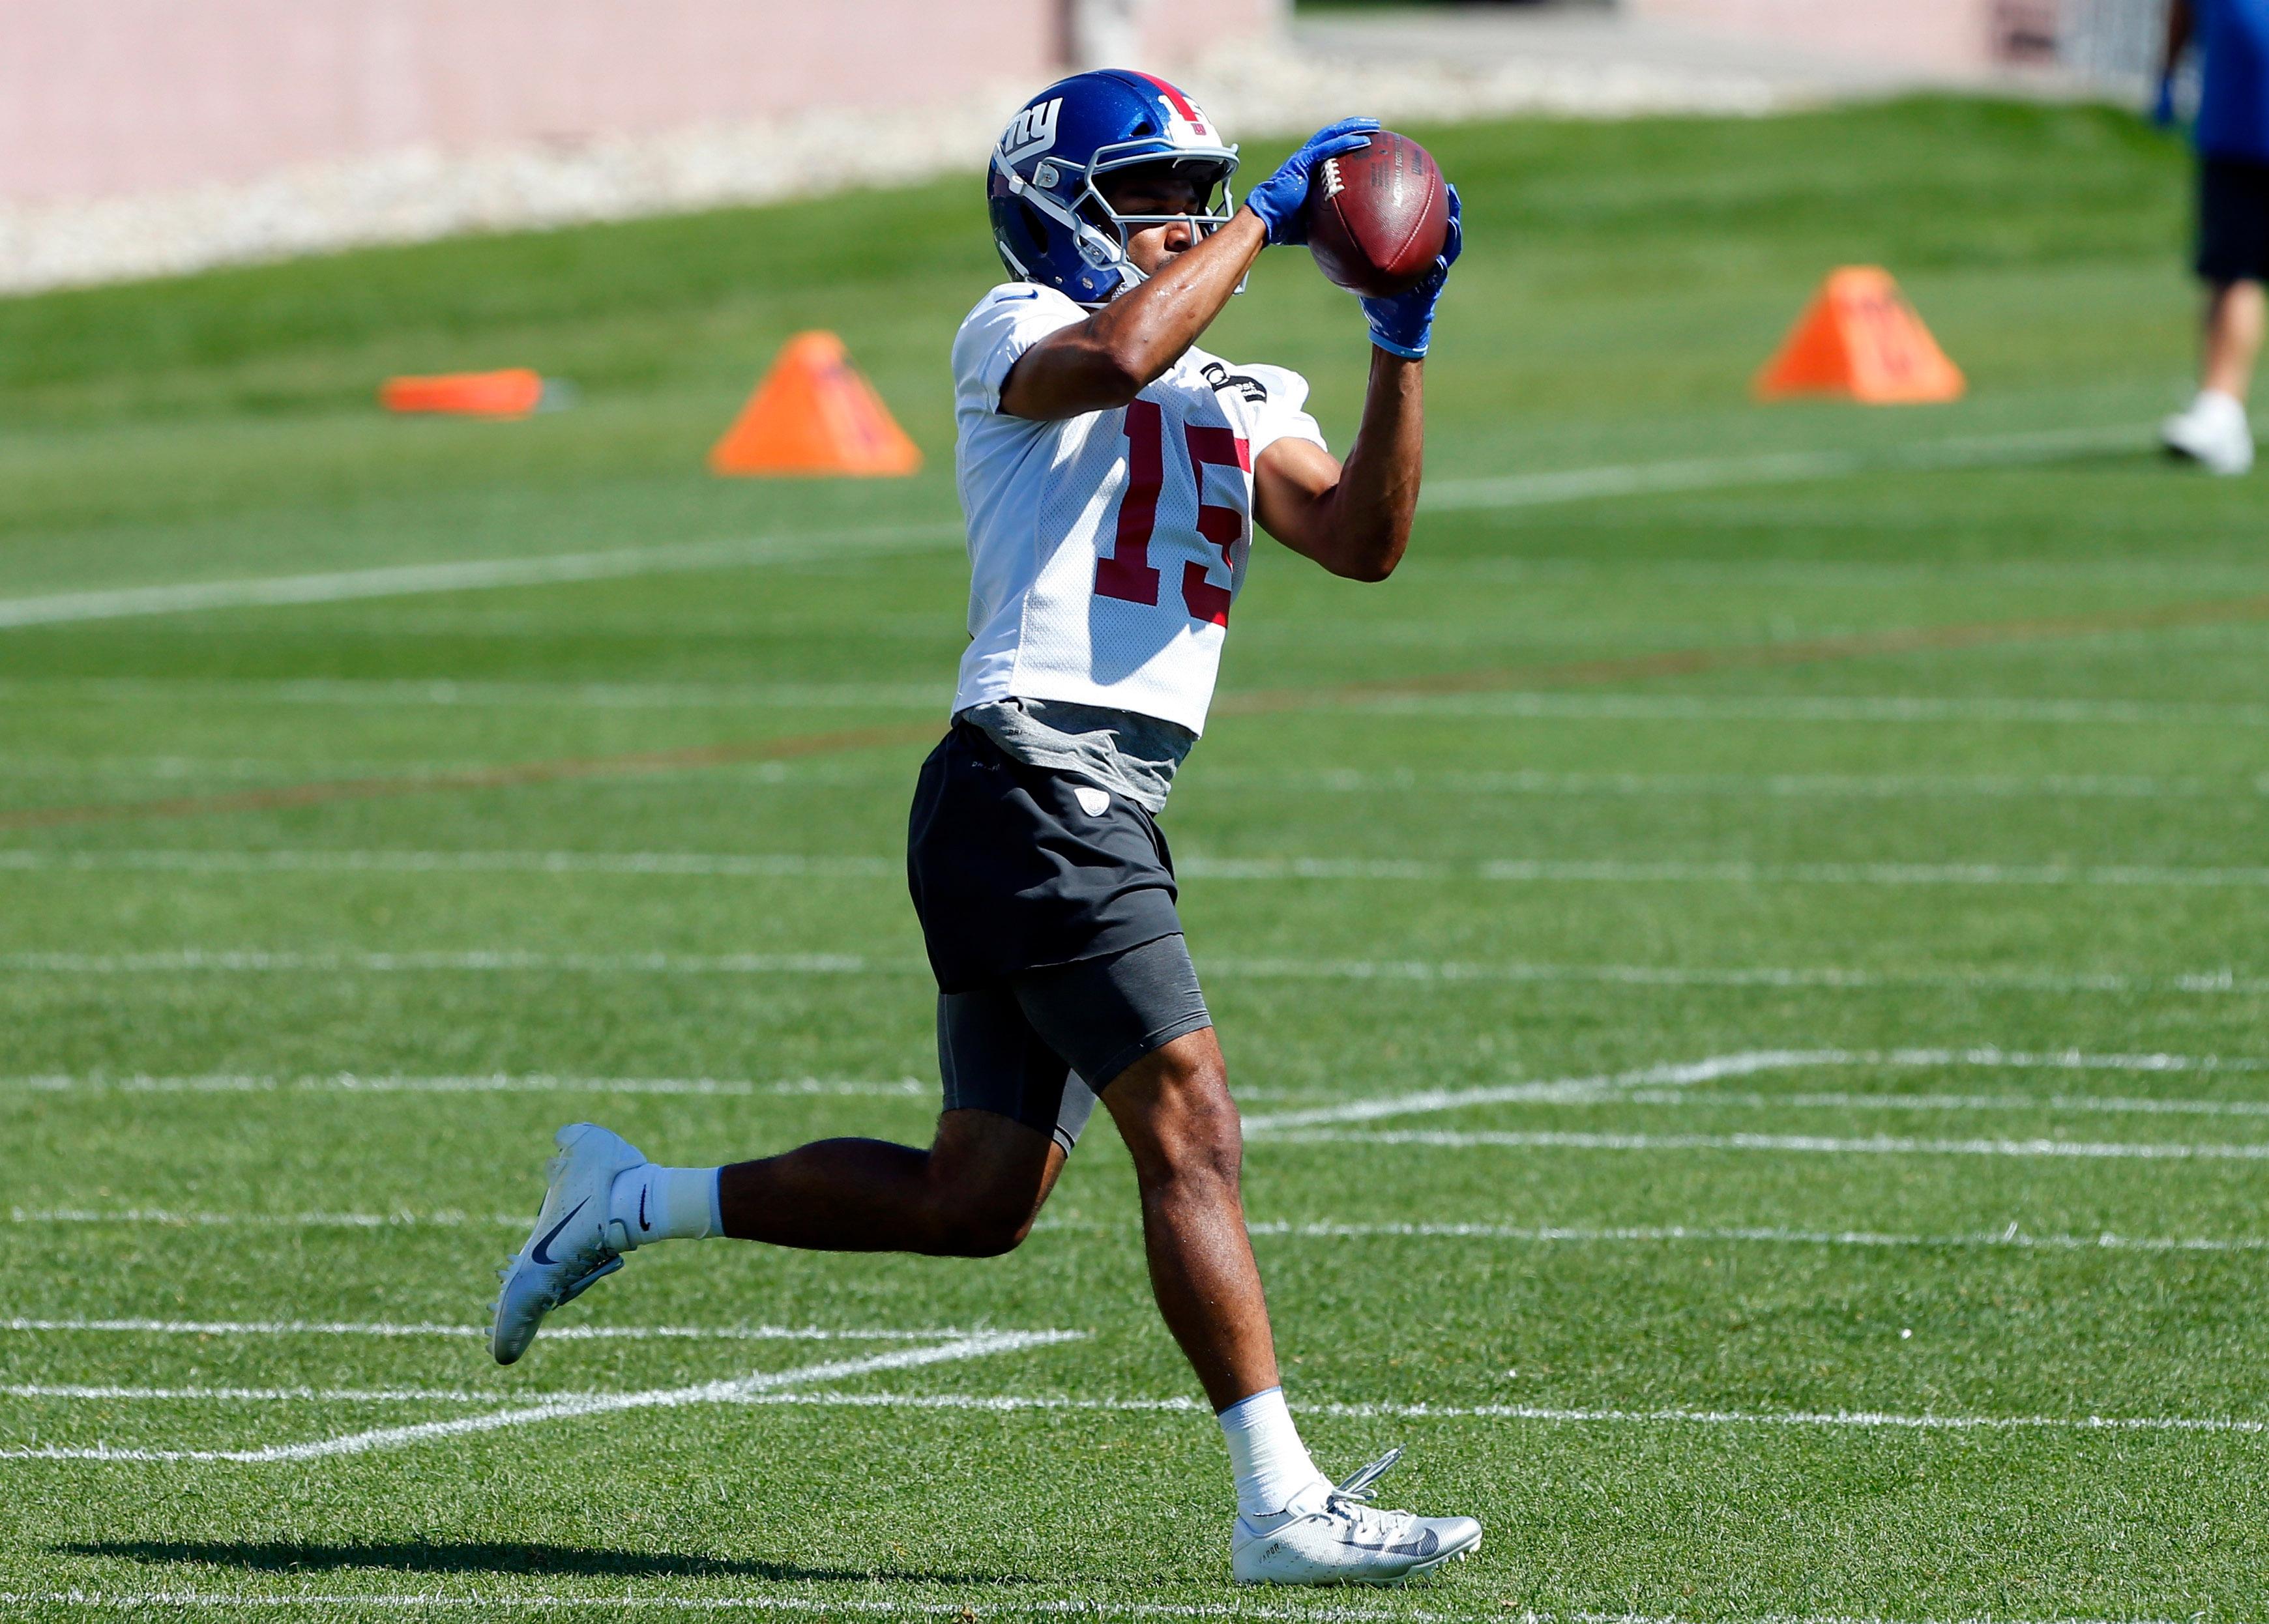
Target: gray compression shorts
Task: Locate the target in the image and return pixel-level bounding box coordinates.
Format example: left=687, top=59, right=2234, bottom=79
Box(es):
left=936, top=933, right=1212, bottom=1155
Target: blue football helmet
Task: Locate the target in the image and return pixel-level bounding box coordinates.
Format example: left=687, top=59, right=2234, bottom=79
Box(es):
left=988, top=69, right=1240, bottom=307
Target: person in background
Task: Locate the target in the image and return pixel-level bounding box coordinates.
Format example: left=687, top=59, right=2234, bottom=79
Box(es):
left=2158, top=0, right=2268, bottom=474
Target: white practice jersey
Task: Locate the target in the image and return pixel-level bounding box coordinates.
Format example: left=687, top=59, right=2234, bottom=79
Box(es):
left=950, top=282, right=1328, bottom=736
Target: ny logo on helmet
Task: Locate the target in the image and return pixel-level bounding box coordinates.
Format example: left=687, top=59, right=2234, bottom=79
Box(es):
left=1001, top=98, right=1064, bottom=166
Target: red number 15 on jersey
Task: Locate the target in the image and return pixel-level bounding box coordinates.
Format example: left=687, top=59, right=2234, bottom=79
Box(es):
left=1094, top=399, right=1250, bottom=628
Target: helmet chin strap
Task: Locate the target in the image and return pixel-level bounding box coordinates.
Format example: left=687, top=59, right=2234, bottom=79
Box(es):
left=997, top=150, right=1242, bottom=308
left=1098, top=264, right=1150, bottom=304
left=996, top=148, right=1147, bottom=305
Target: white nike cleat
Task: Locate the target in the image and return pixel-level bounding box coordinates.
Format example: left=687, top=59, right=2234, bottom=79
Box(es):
left=489, top=1122, right=647, bottom=1365
left=1232, top=1448, right=1482, bottom=1586
left=2161, top=390, right=2255, bottom=475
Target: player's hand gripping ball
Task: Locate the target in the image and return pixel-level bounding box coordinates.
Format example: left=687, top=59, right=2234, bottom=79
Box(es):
left=1353, top=186, right=1459, bottom=359
left=1304, top=130, right=1452, bottom=298
left=1243, top=118, right=1381, bottom=246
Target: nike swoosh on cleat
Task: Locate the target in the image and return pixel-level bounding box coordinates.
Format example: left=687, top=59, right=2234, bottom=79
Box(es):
left=529, top=1197, right=589, bottom=1266
left=1339, top=1531, right=1437, bottom=1557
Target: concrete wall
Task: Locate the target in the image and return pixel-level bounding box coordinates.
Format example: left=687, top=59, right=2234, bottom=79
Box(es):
left=1627, top=0, right=1999, bottom=74
left=0, top=0, right=1278, bottom=207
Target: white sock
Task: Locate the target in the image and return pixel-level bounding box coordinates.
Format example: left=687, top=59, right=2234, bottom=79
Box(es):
left=606, top=1165, right=722, bottom=1251
left=1217, top=1386, right=1326, bottom=1520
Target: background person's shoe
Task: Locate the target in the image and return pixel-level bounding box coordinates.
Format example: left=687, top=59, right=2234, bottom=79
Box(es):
left=1232, top=1448, right=1482, bottom=1585
left=2160, top=390, right=2255, bottom=475
left=489, top=1122, right=647, bottom=1365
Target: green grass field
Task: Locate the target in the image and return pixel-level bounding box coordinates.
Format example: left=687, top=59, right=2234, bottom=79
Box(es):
left=3, top=95, right=2265, bottom=1621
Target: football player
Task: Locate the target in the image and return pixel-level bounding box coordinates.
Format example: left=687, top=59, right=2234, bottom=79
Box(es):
left=490, top=68, right=1477, bottom=1586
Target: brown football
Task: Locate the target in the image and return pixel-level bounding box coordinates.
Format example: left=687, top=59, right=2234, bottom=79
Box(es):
left=1305, top=131, right=1449, bottom=298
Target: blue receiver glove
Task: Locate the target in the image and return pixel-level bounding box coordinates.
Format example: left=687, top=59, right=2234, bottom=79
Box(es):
left=2151, top=74, right=2178, bottom=128
left=1244, top=117, right=1382, bottom=246
left=1359, top=185, right=1462, bottom=360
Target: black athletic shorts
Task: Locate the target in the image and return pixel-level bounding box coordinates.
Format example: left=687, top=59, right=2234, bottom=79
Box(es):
left=938, top=933, right=1212, bottom=1153
left=907, top=720, right=1184, bottom=993
left=2197, top=154, right=2269, bottom=283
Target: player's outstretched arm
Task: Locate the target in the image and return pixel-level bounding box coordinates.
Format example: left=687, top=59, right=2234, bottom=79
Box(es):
left=1001, top=119, right=1379, bottom=422
left=1253, top=188, right=1461, bottom=583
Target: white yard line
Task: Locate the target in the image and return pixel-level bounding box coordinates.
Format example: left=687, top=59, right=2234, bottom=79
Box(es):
left=0, top=950, right=887, bottom=975
left=1240, top=1047, right=2269, bottom=1132
left=0, top=1602, right=2218, bottom=1624
left=13, top=680, right=2269, bottom=728
left=0, top=676, right=950, bottom=710
left=4, top=950, right=2264, bottom=998
left=719, top=1388, right=2269, bottom=1438
left=0, top=1599, right=2208, bottom=1624
left=14, top=847, right=2269, bottom=889
left=22, top=1052, right=2262, bottom=1116
left=1300, top=1398, right=2269, bottom=1434
left=304, top=1384, right=2257, bottom=1443
left=10, top=1380, right=2265, bottom=1461
left=0, top=755, right=893, bottom=785
left=8, top=1207, right=524, bottom=1229
left=0, top=427, right=2137, bottom=636
left=1418, top=424, right=2146, bottom=512
left=1243, top=1221, right=2269, bottom=1254
left=1621, top=1087, right=2269, bottom=1118
left=1203, top=766, right=2247, bottom=801
left=1339, top=691, right=2269, bottom=728
left=10, top=1382, right=2261, bottom=1452
left=0, top=525, right=964, bottom=632
left=1215, top=957, right=2269, bottom=998
left=1278, top=1127, right=2269, bottom=1161
left=1, top=1383, right=515, bottom=1404
left=0, top=1316, right=998, bottom=1342
left=0, top=1329, right=1083, bottom=1462
left=1245, top=1051, right=1835, bottom=1129
left=1459, top=858, right=2269, bottom=888
left=3, top=1072, right=923, bottom=1097
left=13, top=1209, right=2265, bottom=1255
left=1421, top=555, right=2269, bottom=587
left=0, top=1599, right=1439, bottom=1623
left=0, top=850, right=897, bottom=880
left=0, top=755, right=430, bottom=781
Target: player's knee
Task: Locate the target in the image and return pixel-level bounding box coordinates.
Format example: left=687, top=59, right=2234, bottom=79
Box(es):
left=1132, top=1049, right=1242, bottom=1185
left=924, top=1185, right=1040, bottom=1258
left=931, top=1213, right=1034, bottom=1258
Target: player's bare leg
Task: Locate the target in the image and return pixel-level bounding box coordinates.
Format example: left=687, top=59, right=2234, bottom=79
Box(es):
left=1099, top=1028, right=1478, bottom=1582
left=1100, top=1028, right=1278, bottom=1409
left=2164, top=278, right=2261, bottom=473
left=489, top=1114, right=1066, bottom=1362
left=2203, top=278, right=2264, bottom=401
left=716, top=1110, right=1065, bottom=1256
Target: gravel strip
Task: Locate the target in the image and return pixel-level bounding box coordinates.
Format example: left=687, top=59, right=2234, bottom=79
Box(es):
left=0, top=43, right=1789, bottom=296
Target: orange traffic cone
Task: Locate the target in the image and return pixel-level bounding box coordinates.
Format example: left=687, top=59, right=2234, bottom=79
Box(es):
left=709, top=332, right=922, bottom=476
left=1755, top=268, right=1965, bottom=404
left=379, top=369, right=550, bottom=417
